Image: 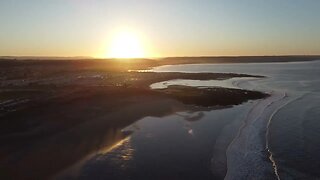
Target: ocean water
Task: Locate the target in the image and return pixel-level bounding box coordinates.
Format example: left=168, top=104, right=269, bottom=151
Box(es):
left=62, top=60, right=320, bottom=180
left=153, top=60, right=320, bottom=179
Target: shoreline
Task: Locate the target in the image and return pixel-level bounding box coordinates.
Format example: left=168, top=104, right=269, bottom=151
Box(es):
left=213, top=76, right=289, bottom=179
left=225, top=91, right=287, bottom=179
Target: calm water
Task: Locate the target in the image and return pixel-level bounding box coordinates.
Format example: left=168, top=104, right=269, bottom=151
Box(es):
left=62, top=60, right=320, bottom=180
left=153, top=60, right=320, bottom=179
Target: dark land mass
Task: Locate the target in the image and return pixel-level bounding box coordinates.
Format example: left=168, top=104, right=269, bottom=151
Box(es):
left=1, top=55, right=320, bottom=73
left=0, top=58, right=271, bottom=179
left=158, top=85, right=268, bottom=107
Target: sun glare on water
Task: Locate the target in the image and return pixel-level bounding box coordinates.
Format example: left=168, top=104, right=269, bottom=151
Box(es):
left=106, top=30, right=146, bottom=59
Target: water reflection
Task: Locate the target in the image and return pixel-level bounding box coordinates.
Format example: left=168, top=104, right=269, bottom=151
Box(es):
left=1, top=97, right=199, bottom=179
left=71, top=103, right=252, bottom=180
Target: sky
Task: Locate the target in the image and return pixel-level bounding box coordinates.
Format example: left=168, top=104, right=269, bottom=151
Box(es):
left=0, top=0, right=320, bottom=57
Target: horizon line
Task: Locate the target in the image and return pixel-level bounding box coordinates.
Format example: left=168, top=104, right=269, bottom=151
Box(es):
left=1, top=54, right=320, bottom=60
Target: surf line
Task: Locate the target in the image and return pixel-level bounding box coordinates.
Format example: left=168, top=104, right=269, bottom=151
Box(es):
left=265, top=93, right=307, bottom=180
left=224, top=89, right=288, bottom=179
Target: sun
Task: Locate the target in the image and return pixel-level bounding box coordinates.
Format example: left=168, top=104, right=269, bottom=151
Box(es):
left=107, top=30, right=146, bottom=59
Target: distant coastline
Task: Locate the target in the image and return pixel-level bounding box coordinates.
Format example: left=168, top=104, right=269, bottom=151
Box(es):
left=1, top=55, right=320, bottom=62
left=1, top=55, right=320, bottom=73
